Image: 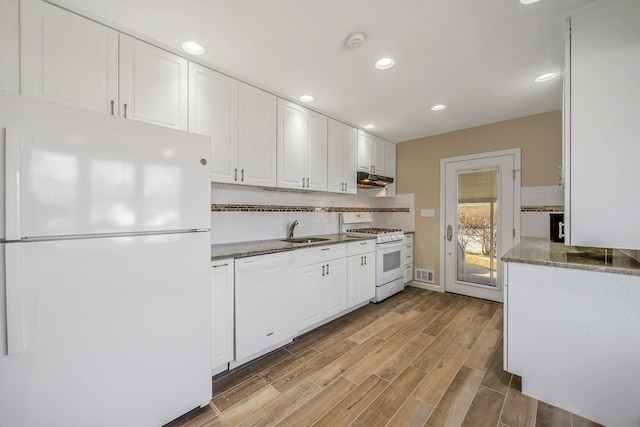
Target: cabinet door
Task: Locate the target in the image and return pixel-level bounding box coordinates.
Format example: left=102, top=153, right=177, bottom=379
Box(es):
left=385, top=141, right=396, bottom=179
left=567, top=0, right=640, bottom=250
left=119, top=34, right=188, bottom=130
left=188, top=62, right=239, bottom=183
left=306, top=110, right=328, bottom=191
left=361, top=252, right=376, bottom=300
left=372, top=135, right=386, bottom=175
left=347, top=255, right=363, bottom=308
left=296, top=263, right=325, bottom=330
left=238, top=83, right=277, bottom=187
left=277, top=99, right=307, bottom=189
left=211, top=259, right=234, bottom=371
left=328, top=119, right=357, bottom=194
left=21, top=0, right=118, bottom=114
left=357, top=130, right=372, bottom=172
left=325, top=258, right=347, bottom=317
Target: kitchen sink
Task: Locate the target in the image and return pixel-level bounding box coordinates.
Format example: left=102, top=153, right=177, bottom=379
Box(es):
left=281, top=237, right=330, bottom=244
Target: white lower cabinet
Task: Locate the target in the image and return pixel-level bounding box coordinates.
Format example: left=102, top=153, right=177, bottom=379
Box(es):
left=346, top=240, right=376, bottom=307
left=404, top=234, right=413, bottom=283
left=295, top=244, right=347, bottom=332
left=211, top=258, right=234, bottom=375
left=505, top=261, right=640, bottom=427
left=234, top=252, right=297, bottom=365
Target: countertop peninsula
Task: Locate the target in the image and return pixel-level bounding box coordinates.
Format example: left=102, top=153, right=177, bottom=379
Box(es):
left=501, top=237, right=640, bottom=276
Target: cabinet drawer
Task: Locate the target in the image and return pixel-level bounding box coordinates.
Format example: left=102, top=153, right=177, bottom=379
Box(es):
left=296, top=243, right=347, bottom=266
left=347, top=239, right=376, bottom=256
left=404, top=234, right=413, bottom=244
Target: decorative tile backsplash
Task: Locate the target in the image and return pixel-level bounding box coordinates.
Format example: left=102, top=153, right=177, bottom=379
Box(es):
left=520, top=186, right=564, bottom=239
left=210, top=183, right=415, bottom=244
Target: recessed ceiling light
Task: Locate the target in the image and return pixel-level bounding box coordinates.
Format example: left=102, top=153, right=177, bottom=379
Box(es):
left=181, top=41, right=204, bottom=55
left=520, top=0, right=541, bottom=4
left=299, top=95, right=314, bottom=103
left=431, top=104, right=447, bottom=111
left=534, top=72, right=558, bottom=82
left=363, top=124, right=375, bottom=130
left=375, top=57, right=395, bottom=70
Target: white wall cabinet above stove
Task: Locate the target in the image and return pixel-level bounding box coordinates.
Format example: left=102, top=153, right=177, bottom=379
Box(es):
left=277, top=99, right=328, bottom=191
left=357, top=130, right=396, bottom=180
left=328, top=119, right=357, bottom=194
left=564, top=0, right=640, bottom=250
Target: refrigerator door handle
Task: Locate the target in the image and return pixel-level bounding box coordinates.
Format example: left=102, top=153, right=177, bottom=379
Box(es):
left=5, top=243, right=25, bottom=355
left=5, top=127, right=22, bottom=241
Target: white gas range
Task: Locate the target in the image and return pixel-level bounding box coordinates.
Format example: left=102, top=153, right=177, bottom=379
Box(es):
left=342, top=213, right=405, bottom=302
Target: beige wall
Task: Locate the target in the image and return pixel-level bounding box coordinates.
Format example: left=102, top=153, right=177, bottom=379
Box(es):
left=397, top=111, right=562, bottom=288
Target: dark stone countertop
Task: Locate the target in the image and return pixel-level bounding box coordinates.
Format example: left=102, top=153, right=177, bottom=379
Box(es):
left=211, top=233, right=375, bottom=261
left=501, top=237, right=640, bottom=276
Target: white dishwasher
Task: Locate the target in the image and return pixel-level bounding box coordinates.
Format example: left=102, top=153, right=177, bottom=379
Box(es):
left=233, top=251, right=297, bottom=366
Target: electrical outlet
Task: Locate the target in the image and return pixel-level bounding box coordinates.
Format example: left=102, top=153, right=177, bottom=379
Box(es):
left=420, top=209, right=435, bottom=217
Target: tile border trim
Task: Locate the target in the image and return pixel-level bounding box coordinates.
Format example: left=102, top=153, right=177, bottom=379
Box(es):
left=521, top=205, right=564, bottom=213
left=211, top=204, right=410, bottom=213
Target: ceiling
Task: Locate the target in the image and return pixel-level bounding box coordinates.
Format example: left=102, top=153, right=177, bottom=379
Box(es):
left=54, top=0, right=596, bottom=143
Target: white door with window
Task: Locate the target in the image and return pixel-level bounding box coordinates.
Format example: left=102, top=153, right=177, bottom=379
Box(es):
left=441, top=149, right=520, bottom=302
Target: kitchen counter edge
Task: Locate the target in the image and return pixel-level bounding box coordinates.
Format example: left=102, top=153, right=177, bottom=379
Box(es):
left=211, top=234, right=376, bottom=261
left=501, top=237, right=640, bottom=276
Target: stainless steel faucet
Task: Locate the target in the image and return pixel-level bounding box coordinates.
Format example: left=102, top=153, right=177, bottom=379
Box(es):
left=288, top=220, right=299, bottom=239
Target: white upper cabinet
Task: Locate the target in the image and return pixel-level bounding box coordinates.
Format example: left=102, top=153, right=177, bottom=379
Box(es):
left=328, top=119, right=357, bottom=194
left=277, top=99, right=328, bottom=191
left=372, top=135, right=386, bottom=175
left=357, top=130, right=389, bottom=175
left=385, top=141, right=396, bottom=179
left=564, top=0, right=640, bottom=250
left=189, top=62, right=239, bottom=183
left=238, top=83, right=277, bottom=187
left=119, top=34, right=188, bottom=130
left=21, top=0, right=118, bottom=114
left=357, top=130, right=372, bottom=172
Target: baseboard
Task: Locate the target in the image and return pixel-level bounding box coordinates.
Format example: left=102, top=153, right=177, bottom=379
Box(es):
left=407, top=281, right=443, bottom=292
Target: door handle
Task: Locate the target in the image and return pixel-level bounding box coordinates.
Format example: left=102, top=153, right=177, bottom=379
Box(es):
left=446, top=225, right=453, bottom=241
left=558, top=222, right=565, bottom=239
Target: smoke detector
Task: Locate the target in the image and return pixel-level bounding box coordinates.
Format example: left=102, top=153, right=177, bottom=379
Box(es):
left=346, top=32, right=366, bottom=49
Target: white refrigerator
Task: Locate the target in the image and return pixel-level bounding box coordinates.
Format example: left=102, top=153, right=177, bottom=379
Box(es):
left=0, top=92, right=213, bottom=426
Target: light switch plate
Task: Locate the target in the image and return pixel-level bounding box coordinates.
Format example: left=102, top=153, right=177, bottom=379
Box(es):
left=420, top=209, right=435, bottom=217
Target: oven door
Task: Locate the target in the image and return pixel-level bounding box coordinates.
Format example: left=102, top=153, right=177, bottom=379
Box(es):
left=376, top=240, right=405, bottom=285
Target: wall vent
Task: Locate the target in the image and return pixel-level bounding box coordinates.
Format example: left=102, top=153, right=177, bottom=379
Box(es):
left=415, top=268, right=434, bottom=283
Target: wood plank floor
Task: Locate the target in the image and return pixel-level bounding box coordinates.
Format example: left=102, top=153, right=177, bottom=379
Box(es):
left=168, top=287, right=603, bottom=427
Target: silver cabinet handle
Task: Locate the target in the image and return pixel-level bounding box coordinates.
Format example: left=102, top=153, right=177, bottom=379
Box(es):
left=322, top=265, right=325, bottom=276
left=123, top=103, right=128, bottom=118
left=306, top=177, right=310, bottom=188
left=241, top=169, right=244, bottom=182
left=326, top=263, right=329, bottom=275
left=110, top=100, right=115, bottom=115
left=360, top=256, right=363, bottom=266
left=302, top=177, right=305, bottom=188
left=364, top=256, right=367, bottom=265
left=234, top=168, right=238, bottom=181
left=212, top=263, right=229, bottom=269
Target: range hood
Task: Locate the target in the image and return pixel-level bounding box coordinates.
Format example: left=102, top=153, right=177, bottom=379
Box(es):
left=357, top=171, right=394, bottom=188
